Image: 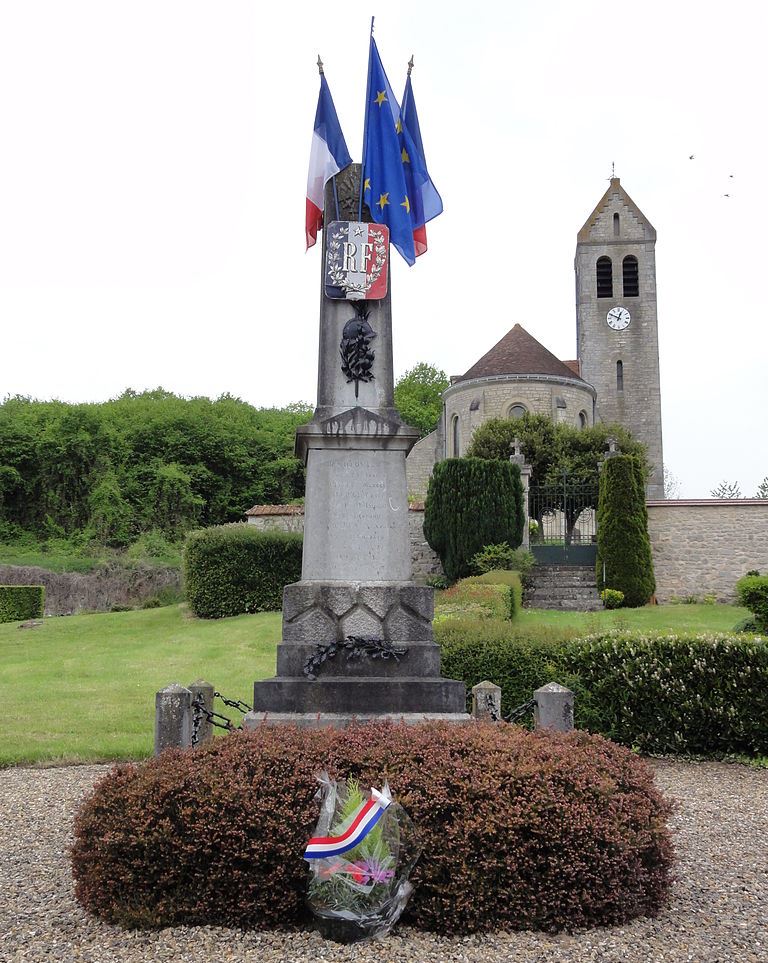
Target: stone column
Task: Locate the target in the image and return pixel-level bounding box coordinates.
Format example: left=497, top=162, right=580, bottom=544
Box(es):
left=534, top=682, right=575, bottom=732
left=245, top=166, right=467, bottom=727
left=510, top=437, right=532, bottom=549
left=154, top=683, right=192, bottom=754
left=471, top=681, right=502, bottom=721
left=188, top=679, right=215, bottom=746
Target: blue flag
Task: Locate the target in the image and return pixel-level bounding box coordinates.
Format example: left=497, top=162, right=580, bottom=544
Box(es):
left=361, top=35, right=418, bottom=266
left=401, top=71, right=443, bottom=257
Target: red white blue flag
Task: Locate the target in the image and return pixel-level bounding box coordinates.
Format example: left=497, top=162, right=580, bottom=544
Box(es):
left=304, top=786, right=392, bottom=859
left=306, top=72, right=352, bottom=250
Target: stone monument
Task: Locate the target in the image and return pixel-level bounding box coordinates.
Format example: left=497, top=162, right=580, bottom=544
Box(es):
left=243, top=166, right=467, bottom=727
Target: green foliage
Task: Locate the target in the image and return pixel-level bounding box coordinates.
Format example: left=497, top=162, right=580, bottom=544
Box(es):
left=0, top=391, right=312, bottom=541
left=463, top=571, right=522, bottom=616
left=70, top=723, right=673, bottom=933
left=710, top=480, right=741, bottom=498
left=393, top=363, right=449, bottom=437
left=439, top=625, right=768, bottom=756
left=466, top=413, right=648, bottom=488
left=469, top=542, right=535, bottom=579
left=423, top=458, right=525, bottom=581
left=435, top=577, right=518, bottom=622
left=596, top=455, right=655, bottom=607
left=600, top=588, right=625, bottom=610
left=183, top=524, right=302, bottom=618
left=0, top=585, right=44, bottom=622
left=756, top=478, right=768, bottom=499
left=735, top=575, right=768, bottom=631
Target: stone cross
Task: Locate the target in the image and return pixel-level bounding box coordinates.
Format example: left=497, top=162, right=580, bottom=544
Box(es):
left=509, top=437, right=533, bottom=548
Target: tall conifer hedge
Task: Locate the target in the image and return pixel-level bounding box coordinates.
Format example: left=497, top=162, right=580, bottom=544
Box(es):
left=424, top=458, right=524, bottom=581
left=596, top=455, right=655, bottom=607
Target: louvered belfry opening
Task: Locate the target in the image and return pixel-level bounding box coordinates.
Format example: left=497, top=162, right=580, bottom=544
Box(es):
left=623, top=255, right=639, bottom=297
left=596, top=256, right=613, bottom=298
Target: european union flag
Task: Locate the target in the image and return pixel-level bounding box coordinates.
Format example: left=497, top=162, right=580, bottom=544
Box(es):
left=361, top=35, right=418, bottom=266
left=401, top=68, right=443, bottom=257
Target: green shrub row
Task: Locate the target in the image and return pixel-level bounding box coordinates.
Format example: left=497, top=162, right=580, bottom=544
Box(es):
left=183, top=525, right=302, bottom=618
left=0, top=585, right=45, bottom=623
left=438, top=623, right=768, bottom=755
left=434, top=572, right=522, bottom=623
left=71, top=723, right=672, bottom=934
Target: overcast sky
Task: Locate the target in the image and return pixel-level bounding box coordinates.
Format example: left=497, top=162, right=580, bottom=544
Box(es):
left=1, top=0, right=766, bottom=498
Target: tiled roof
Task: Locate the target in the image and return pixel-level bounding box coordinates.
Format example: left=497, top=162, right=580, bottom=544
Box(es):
left=456, top=324, right=586, bottom=383
left=244, top=504, right=304, bottom=516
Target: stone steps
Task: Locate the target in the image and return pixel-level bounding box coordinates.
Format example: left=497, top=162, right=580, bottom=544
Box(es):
left=525, top=565, right=603, bottom=612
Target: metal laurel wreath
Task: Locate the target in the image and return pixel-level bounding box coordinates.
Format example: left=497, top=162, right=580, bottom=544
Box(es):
left=303, top=635, right=409, bottom=681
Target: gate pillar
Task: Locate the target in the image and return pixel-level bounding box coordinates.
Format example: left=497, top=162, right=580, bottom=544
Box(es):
left=510, top=438, right=532, bottom=549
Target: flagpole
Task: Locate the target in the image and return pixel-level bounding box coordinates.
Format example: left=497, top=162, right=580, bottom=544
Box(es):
left=358, top=17, right=375, bottom=222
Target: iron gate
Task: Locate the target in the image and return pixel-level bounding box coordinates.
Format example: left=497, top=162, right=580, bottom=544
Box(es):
left=528, top=479, right=599, bottom=565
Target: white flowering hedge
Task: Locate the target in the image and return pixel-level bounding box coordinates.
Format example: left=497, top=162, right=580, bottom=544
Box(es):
left=440, top=628, right=768, bottom=756
left=565, top=632, right=768, bottom=756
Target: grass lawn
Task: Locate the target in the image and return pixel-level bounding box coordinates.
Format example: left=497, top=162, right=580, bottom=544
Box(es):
left=515, top=603, right=748, bottom=636
left=0, top=601, right=749, bottom=767
left=1, top=605, right=280, bottom=767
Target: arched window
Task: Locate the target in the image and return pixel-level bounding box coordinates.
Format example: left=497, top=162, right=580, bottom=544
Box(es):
left=451, top=415, right=460, bottom=456
left=596, top=256, right=613, bottom=298
left=616, top=360, right=624, bottom=392
left=613, top=213, right=620, bottom=237
left=578, top=410, right=588, bottom=429
left=623, top=255, right=639, bottom=297
left=508, top=403, right=527, bottom=420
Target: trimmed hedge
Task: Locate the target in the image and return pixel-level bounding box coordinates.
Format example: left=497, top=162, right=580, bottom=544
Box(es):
left=183, top=524, right=302, bottom=618
left=0, top=585, right=44, bottom=622
left=735, top=575, right=768, bottom=631
left=596, top=455, right=655, bottom=607
left=438, top=624, right=768, bottom=755
left=71, top=723, right=673, bottom=934
left=464, top=570, right=523, bottom=616
left=424, top=458, right=525, bottom=581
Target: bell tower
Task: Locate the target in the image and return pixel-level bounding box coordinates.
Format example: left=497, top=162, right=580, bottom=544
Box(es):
left=575, top=178, right=664, bottom=499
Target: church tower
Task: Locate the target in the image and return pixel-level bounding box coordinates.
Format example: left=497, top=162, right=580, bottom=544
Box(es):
left=575, top=178, right=664, bottom=498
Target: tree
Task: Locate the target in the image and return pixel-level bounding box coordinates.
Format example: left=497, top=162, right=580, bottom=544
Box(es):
left=596, top=455, right=656, bottom=607
left=710, top=481, right=741, bottom=499
left=423, top=458, right=525, bottom=581
left=663, top=466, right=681, bottom=499
left=467, top=414, right=648, bottom=541
left=755, top=477, right=768, bottom=499
left=394, top=363, right=449, bottom=438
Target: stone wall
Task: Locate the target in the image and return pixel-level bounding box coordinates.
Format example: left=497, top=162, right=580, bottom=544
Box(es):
left=0, top=563, right=181, bottom=616
left=406, top=429, right=440, bottom=499
left=245, top=506, right=444, bottom=581
left=646, top=500, right=768, bottom=603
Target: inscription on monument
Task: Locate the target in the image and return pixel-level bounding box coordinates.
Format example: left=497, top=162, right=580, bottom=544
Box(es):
left=302, top=450, right=411, bottom=581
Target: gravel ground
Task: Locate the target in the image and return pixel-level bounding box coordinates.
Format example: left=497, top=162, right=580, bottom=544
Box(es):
left=0, top=758, right=766, bottom=963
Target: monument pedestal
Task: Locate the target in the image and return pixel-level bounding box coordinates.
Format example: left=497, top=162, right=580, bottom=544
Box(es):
left=244, top=165, right=468, bottom=729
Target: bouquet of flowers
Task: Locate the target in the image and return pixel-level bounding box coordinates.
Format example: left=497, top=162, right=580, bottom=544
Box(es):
left=304, top=774, right=421, bottom=943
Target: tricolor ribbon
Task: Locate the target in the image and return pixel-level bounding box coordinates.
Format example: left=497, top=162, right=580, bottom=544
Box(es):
left=304, top=786, right=392, bottom=860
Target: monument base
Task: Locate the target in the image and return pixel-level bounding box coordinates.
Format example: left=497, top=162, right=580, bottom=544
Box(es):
left=243, top=711, right=470, bottom=729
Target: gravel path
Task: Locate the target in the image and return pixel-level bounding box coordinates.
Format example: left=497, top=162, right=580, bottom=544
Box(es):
left=1, top=759, right=766, bottom=963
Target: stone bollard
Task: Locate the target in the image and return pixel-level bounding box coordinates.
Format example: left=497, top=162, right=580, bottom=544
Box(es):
left=534, top=682, right=575, bottom=732
left=188, top=679, right=215, bottom=747
left=471, top=680, right=502, bottom=721
left=154, top=683, right=193, bottom=755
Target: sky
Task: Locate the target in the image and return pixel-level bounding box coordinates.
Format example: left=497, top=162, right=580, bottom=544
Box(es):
left=0, top=0, right=766, bottom=498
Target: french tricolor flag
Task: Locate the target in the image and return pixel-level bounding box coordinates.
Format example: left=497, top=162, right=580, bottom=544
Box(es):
left=305, top=71, right=352, bottom=250
left=304, top=786, right=392, bottom=860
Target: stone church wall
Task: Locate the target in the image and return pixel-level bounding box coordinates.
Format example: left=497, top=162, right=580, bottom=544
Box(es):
left=646, top=500, right=768, bottom=603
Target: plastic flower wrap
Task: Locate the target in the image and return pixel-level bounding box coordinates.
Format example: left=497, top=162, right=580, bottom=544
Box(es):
left=304, top=774, right=421, bottom=943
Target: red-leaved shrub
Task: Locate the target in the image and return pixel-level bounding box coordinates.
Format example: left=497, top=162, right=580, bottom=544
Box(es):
left=71, top=722, right=673, bottom=933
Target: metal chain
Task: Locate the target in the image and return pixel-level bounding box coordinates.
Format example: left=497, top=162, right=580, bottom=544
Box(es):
left=191, top=694, right=244, bottom=746
left=214, top=691, right=252, bottom=714
left=504, top=697, right=537, bottom=725
left=483, top=692, right=501, bottom=722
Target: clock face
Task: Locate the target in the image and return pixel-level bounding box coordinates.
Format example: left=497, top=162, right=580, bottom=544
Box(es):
left=606, top=306, right=631, bottom=330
